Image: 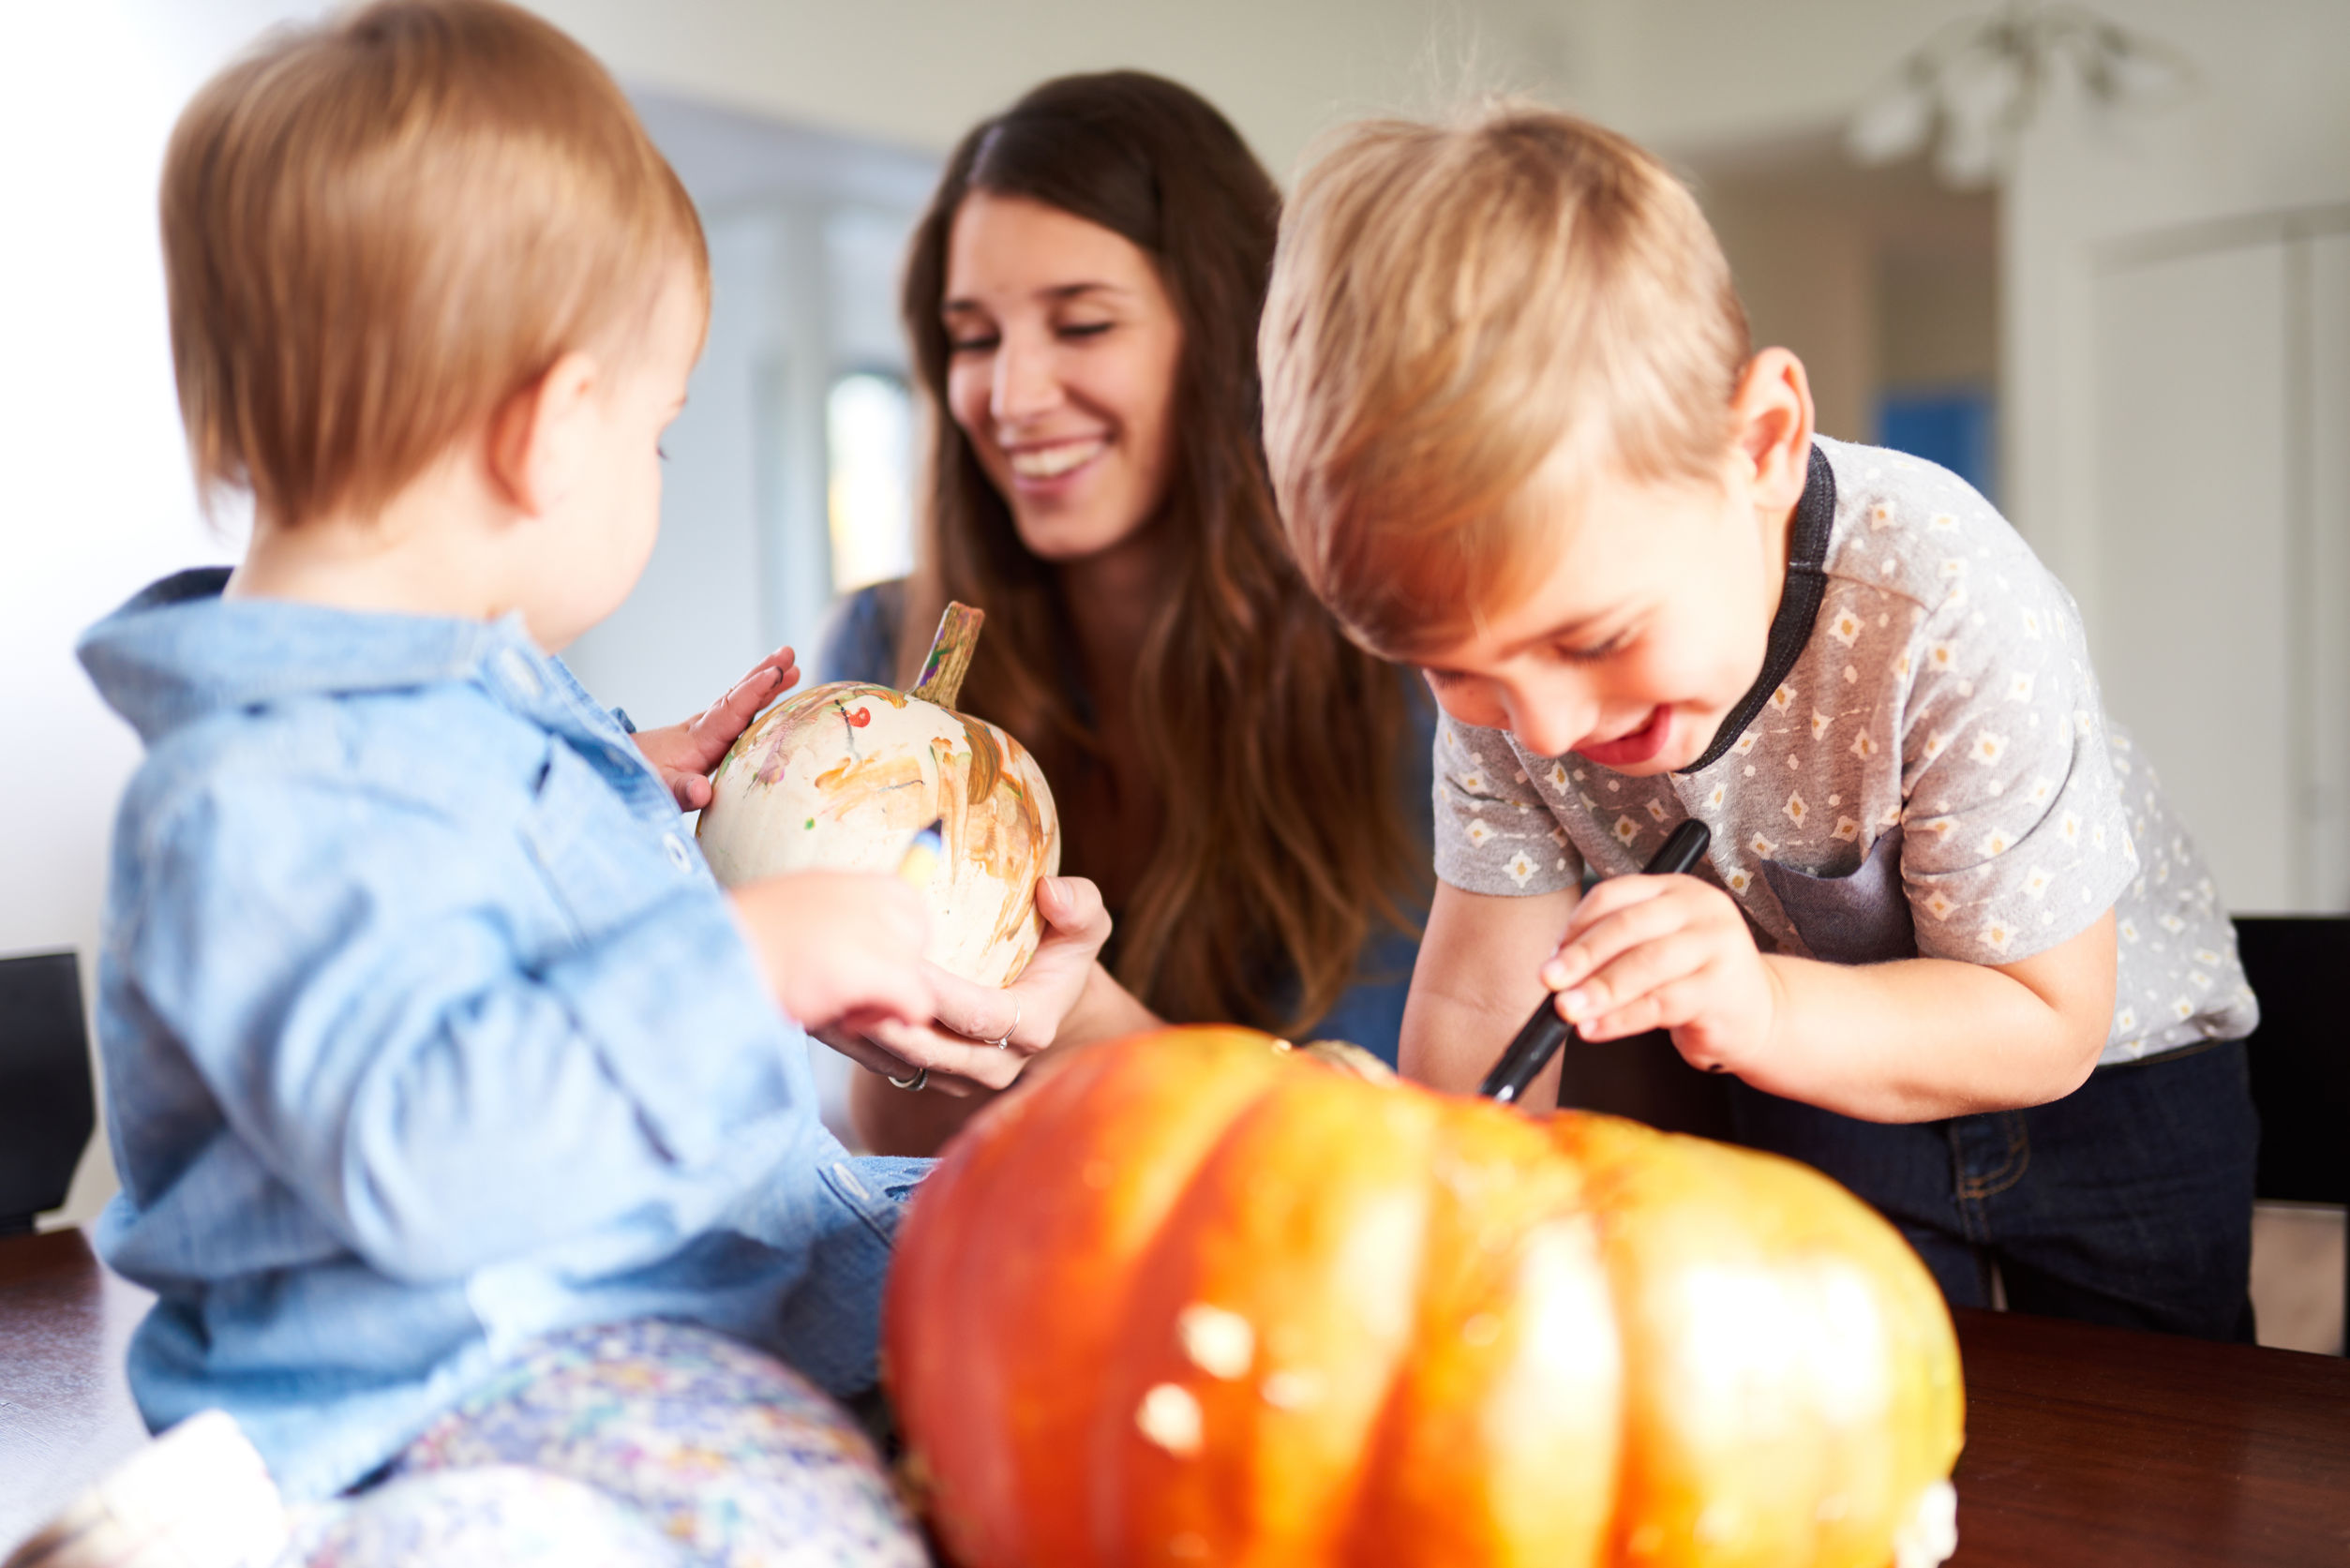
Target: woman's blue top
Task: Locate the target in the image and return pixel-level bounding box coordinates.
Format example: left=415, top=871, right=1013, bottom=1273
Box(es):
left=819, top=581, right=1430, bottom=1063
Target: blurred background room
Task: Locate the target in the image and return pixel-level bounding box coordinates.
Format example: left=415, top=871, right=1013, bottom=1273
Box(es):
left=3, top=0, right=2343, bottom=1351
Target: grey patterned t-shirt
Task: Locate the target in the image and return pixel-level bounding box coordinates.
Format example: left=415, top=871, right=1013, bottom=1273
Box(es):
left=1433, top=437, right=2257, bottom=1066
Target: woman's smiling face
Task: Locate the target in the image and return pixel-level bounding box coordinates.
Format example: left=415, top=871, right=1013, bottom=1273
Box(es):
left=941, top=191, right=1186, bottom=563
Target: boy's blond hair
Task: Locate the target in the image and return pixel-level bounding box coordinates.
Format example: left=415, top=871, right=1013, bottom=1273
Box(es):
left=162, top=0, right=708, bottom=528
left=1260, top=106, right=1749, bottom=660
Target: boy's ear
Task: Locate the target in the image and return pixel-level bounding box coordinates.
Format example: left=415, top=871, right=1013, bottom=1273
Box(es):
left=1728, top=348, right=1816, bottom=513
left=485, top=351, right=600, bottom=519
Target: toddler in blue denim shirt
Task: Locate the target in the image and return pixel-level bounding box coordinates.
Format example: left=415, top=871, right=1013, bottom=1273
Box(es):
left=25, top=6, right=950, bottom=1565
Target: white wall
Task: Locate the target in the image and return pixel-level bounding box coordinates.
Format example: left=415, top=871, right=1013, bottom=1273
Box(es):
left=1569, top=0, right=1984, bottom=155
left=560, top=97, right=938, bottom=735
left=0, top=3, right=334, bottom=1228
left=1693, top=146, right=1997, bottom=454
left=523, top=0, right=1581, bottom=183
left=1541, top=0, right=2350, bottom=912
left=1999, top=0, right=2350, bottom=915
left=0, top=0, right=1586, bottom=1230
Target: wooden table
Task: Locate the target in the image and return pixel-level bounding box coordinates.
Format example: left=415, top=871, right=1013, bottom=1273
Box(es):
left=0, top=1230, right=151, bottom=1553
left=1949, top=1307, right=2350, bottom=1564
left=4, top=1233, right=2347, bottom=1561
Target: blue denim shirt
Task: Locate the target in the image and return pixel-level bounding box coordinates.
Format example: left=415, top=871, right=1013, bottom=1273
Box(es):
left=78, top=570, right=926, bottom=1501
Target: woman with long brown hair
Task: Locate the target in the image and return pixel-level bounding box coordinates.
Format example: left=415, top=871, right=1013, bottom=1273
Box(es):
left=823, top=71, right=1431, bottom=1155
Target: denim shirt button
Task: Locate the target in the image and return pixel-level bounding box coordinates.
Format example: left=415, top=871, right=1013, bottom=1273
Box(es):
left=498, top=648, right=543, bottom=699
left=664, top=834, right=694, bottom=874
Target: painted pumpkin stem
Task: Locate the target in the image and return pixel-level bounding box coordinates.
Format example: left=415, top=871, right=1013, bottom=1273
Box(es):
left=912, top=601, right=985, bottom=709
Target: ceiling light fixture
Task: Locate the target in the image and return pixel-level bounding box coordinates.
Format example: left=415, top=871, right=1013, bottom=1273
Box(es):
left=1847, top=2, right=2193, bottom=188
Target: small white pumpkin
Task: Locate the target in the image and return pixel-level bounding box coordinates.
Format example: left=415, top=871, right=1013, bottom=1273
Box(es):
left=697, top=604, right=1061, bottom=987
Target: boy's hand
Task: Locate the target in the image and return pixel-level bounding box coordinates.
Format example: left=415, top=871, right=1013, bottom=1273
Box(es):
left=635, top=647, right=800, bottom=812
left=1542, top=873, right=1780, bottom=1074
left=729, top=871, right=933, bottom=1033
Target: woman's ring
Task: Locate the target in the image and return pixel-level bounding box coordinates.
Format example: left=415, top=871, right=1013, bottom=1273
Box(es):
left=887, top=1067, right=929, bottom=1092
left=989, top=997, right=1022, bottom=1050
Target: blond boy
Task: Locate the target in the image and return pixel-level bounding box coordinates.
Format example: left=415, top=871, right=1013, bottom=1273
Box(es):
left=1261, top=108, right=2260, bottom=1338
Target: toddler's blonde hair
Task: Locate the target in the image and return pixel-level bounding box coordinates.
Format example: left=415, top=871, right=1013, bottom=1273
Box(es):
left=1260, top=105, right=1749, bottom=660
left=162, top=0, right=708, bottom=528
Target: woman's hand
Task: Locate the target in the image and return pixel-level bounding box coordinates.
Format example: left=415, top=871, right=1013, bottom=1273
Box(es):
left=821, top=874, right=1132, bottom=1098
left=1540, top=872, right=1781, bottom=1075
left=632, top=646, right=799, bottom=812
left=928, top=874, right=1115, bottom=1053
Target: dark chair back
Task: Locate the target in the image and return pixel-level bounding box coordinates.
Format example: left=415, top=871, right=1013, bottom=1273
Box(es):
left=0, top=950, right=95, bottom=1235
left=2233, top=916, right=2350, bottom=1353
left=2235, top=918, right=2350, bottom=1205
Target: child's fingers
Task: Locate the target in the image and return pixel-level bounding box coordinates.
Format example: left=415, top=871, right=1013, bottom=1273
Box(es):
left=1555, top=871, right=1684, bottom=946
left=1579, top=972, right=1712, bottom=1044
left=845, top=978, right=935, bottom=1036
left=672, top=673, right=783, bottom=769
left=874, top=880, right=933, bottom=951
left=699, top=647, right=800, bottom=727
left=857, top=944, right=936, bottom=1023
left=1559, top=930, right=1713, bottom=1034
left=755, top=644, right=798, bottom=678
left=1546, top=887, right=1694, bottom=990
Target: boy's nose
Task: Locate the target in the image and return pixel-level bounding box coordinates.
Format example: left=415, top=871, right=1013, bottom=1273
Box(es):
left=1508, top=690, right=1597, bottom=762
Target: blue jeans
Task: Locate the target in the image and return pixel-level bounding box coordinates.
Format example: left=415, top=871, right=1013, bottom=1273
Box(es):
left=1727, top=1039, right=2259, bottom=1342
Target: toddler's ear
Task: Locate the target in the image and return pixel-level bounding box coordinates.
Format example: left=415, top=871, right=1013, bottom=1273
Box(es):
left=486, top=351, right=599, bottom=518
left=1729, top=347, right=1816, bottom=510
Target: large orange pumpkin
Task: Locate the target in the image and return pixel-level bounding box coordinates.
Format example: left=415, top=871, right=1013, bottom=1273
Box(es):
left=883, top=1027, right=1962, bottom=1568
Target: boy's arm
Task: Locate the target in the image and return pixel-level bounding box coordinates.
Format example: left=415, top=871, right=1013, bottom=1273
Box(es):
left=1753, top=911, right=2116, bottom=1118
left=1399, top=879, right=1582, bottom=1100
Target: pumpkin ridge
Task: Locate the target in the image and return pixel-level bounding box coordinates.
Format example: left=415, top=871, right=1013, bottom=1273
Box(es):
left=1055, top=1034, right=1310, bottom=1568
left=888, top=1046, right=1112, bottom=1567
left=1340, top=1103, right=1621, bottom=1568
left=894, top=1030, right=1293, bottom=1568
left=1547, top=1113, right=1964, bottom=1567
left=882, top=1052, right=1070, bottom=1560
left=1093, top=1067, right=1444, bottom=1566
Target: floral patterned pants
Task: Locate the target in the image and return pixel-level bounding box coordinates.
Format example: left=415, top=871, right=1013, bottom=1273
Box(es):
left=287, top=1320, right=926, bottom=1567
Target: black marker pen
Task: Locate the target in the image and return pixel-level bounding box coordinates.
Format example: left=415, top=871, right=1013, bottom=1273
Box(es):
left=1477, top=818, right=1712, bottom=1105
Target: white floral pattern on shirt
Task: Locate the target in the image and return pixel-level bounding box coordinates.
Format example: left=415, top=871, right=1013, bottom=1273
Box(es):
left=1429, top=438, right=2255, bottom=1066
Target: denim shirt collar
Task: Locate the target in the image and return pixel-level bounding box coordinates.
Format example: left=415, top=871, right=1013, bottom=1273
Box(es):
left=79, top=568, right=625, bottom=766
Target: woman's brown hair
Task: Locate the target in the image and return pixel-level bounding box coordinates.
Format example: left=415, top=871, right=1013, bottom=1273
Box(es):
left=898, top=70, right=1424, bottom=1035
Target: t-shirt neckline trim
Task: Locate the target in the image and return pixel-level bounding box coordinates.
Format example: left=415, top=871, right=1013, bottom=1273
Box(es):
left=1676, top=443, right=1837, bottom=775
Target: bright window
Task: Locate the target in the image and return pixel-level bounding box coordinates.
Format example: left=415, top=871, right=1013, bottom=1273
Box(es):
left=826, top=371, right=917, bottom=593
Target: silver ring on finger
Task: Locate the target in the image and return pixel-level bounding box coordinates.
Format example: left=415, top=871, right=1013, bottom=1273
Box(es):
left=989, top=997, right=1022, bottom=1050
left=886, top=1066, right=928, bottom=1092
